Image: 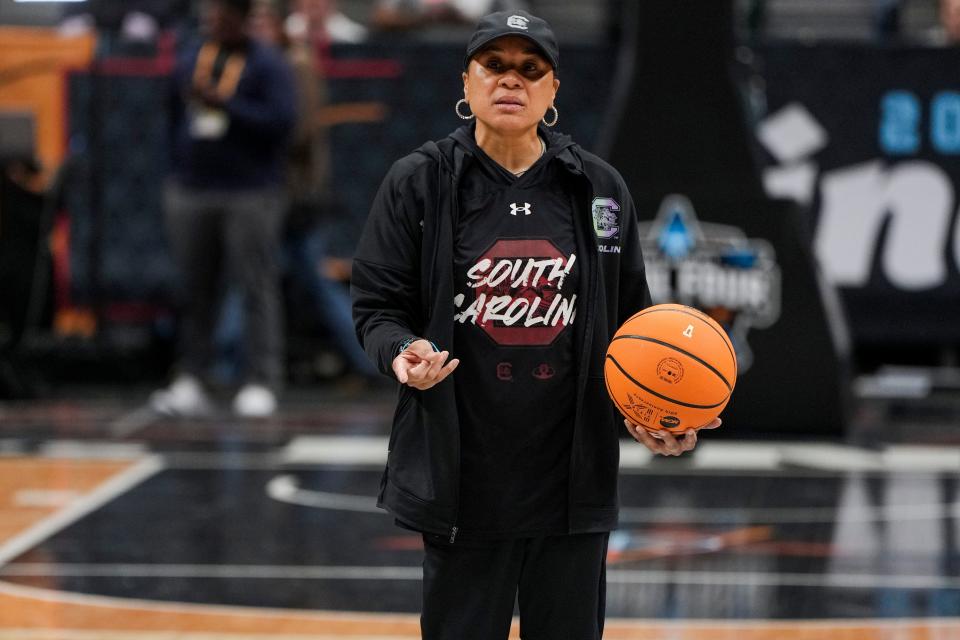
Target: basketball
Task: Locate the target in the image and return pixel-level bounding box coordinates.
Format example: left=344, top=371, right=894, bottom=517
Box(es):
left=604, top=303, right=737, bottom=434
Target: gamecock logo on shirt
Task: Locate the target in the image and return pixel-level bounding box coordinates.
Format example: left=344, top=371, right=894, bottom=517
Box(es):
left=454, top=239, right=577, bottom=346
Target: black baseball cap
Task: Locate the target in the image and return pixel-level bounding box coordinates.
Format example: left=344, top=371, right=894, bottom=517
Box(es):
left=464, top=10, right=560, bottom=74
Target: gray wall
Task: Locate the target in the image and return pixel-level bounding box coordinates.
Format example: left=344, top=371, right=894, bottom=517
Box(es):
left=0, top=0, right=66, bottom=26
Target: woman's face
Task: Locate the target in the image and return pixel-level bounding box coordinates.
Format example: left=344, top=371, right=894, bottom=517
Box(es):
left=462, top=36, right=559, bottom=136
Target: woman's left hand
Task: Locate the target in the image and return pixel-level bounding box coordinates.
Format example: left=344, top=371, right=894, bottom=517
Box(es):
left=392, top=340, right=459, bottom=390
left=623, top=417, right=722, bottom=457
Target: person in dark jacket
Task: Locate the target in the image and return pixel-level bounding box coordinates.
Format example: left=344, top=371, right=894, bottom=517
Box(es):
left=151, top=0, right=297, bottom=418
left=351, top=10, right=720, bottom=639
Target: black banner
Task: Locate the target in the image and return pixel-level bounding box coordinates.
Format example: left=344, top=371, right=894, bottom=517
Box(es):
left=603, top=0, right=851, bottom=435
left=758, top=45, right=960, bottom=346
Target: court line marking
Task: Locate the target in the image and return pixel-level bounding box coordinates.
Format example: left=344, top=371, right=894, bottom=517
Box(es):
left=3, top=625, right=960, bottom=640
left=619, top=445, right=655, bottom=467
left=278, top=436, right=960, bottom=473
left=13, top=489, right=82, bottom=507
left=39, top=441, right=148, bottom=459
left=691, top=442, right=781, bottom=470
left=778, top=444, right=885, bottom=471
left=4, top=564, right=960, bottom=590
left=619, top=501, right=960, bottom=524
left=94, top=440, right=959, bottom=476
left=0, top=455, right=165, bottom=567
left=266, top=475, right=381, bottom=512
left=107, top=405, right=161, bottom=438
left=0, top=578, right=419, bottom=621
left=1, top=564, right=421, bottom=580
left=260, top=473, right=960, bottom=524
left=3, top=579, right=960, bottom=638
left=0, top=633, right=406, bottom=640
left=281, top=437, right=389, bottom=466
left=607, top=569, right=960, bottom=590
left=883, top=445, right=960, bottom=469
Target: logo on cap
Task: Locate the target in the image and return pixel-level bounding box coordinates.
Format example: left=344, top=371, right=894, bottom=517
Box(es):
left=506, top=15, right=529, bottom=30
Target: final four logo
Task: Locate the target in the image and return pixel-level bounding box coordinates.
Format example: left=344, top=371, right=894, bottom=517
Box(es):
left=639, top=195, right=782, bottom=371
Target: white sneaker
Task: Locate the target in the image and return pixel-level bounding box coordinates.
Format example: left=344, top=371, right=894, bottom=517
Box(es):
left=232, top=384, right=277, bottom=418
left=150, top=374, right=212, bottom=417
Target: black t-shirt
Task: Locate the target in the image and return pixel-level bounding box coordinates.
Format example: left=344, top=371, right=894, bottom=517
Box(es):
left=452, top=136, right=580, bottom=538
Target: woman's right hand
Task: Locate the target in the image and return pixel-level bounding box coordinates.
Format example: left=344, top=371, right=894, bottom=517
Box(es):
left=392, top=339, right=460, bottom=390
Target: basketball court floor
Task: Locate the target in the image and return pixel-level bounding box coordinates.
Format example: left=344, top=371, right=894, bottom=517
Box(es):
left=1, top=383, right=959, bottom=639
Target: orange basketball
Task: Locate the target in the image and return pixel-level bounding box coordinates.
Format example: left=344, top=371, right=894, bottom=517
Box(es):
left=604, top=303, right=737, bottom=434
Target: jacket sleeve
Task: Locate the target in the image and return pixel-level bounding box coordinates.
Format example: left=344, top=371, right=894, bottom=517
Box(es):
left=617, top=183, right=653, bottom=324
left=351, top=163, right=425, bottom=376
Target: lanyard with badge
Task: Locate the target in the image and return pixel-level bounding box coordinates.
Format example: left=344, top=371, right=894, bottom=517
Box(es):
left=189, top=42, right=246, bottom=140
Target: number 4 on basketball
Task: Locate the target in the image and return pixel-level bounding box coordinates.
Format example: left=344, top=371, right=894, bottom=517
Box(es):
left=682, top=324, right=694, bottom=338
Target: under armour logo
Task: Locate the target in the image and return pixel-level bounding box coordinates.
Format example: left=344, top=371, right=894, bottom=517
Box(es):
left=506, top=15, right=529, bottom=30
left=509, top=202, right=532, bottom=216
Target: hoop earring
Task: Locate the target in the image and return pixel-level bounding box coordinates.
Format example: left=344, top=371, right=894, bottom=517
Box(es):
left=542, top=105, right=559, bottom=127
left=455, top=99, right=475, bottom=120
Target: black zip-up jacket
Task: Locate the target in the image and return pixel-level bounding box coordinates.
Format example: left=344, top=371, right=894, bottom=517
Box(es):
left=351, top=125, right=651, bottom=542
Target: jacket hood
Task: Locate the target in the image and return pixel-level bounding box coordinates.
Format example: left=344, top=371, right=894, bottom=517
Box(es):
left=416, top=124, right=582, bottom=178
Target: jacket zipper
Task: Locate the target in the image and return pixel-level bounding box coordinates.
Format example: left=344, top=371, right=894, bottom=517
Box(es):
left=446, top=156, right=460, bottom=548
left=569, top=181, right=599, bottom=532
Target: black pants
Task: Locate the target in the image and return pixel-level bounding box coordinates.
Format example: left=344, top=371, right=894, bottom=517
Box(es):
left=421, top=532, right=609, bottom=640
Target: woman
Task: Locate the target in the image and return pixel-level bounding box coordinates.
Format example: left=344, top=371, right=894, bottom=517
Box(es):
left=351, top=10, right=719, bottom=639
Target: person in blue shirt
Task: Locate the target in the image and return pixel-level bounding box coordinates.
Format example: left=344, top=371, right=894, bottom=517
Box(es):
left=152, top=0, right=297, bottom=418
